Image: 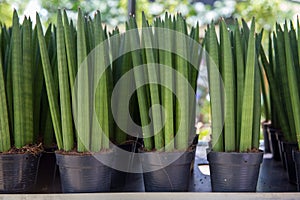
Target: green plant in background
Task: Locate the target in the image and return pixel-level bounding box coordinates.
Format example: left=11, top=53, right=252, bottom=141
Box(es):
left=0, top=10, right=44, bottom=152
left=206, top=18, right=261, bottom=152
left=234, top=0, right=294, bottom=32
left=0, top=0, right=235, bottom=29
left=0, top=1, right=13, bottom=26
left=260, top=20, right=300, bottom=148
left=146, top=0, right=236, bottom=26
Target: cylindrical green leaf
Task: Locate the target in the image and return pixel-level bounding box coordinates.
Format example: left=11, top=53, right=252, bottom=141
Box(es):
left=57, top=10, right=74, bottom=151
left=220, top=20, right=236, bottom=152
left=36, top=13, right=63, bottom=149
left=12, top=10, right=24, bottom=148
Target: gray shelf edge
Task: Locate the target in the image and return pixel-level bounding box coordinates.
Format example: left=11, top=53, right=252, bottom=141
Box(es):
left=0, top=193, right=299, bottom=200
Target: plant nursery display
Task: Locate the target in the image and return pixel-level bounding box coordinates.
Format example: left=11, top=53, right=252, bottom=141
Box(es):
left=3, top=5, right=300, bottom=194
left=260, top=20, right=300, bottom=186
left=36, top=7, right=202, bottom=192
left=205, top=18, right=264, bottom=192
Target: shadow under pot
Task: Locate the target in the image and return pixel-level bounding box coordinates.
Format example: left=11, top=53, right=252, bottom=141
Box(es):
left=0, top=153, right=41, bottom=193
left=261, top=122, right=271, bottom=153
left=207, top=151, right=263, bottom=192
left=110, top=142, right=144, bottom=192
left=36, top=148, right=61, bottom=193
left=55, top=151, right=113, bottom=193
left=139, top=149, right=195, bottom=192
left=293, top=149, right=300, bottom=191
left=269, top=128, right=281, bottom=161
left=275, top=132, right=286, bottom=170
left=282, top=141, right=298, bottom=185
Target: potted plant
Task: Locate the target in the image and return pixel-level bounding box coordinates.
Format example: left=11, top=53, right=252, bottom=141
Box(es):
left=127, top=13, right=201, bottom=192
left=261, top=20, right=299, bottom=184
left=270, top=23, right=296, bottom=167
left=205, top=18, right=264, bottom=192
left=0, top=10, right=43, bottom=193
left=36, top=9, right=114, bottom=193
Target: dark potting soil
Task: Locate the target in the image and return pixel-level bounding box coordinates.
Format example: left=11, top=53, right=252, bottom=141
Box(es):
left=0, top=143, right=43, bottom=155
left=55, top=148, right=112, bottom=155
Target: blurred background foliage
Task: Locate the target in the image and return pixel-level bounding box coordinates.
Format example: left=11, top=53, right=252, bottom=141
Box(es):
left=234, top=0, right=294, bottom=31
left=1, top=0, right=298, bottom=30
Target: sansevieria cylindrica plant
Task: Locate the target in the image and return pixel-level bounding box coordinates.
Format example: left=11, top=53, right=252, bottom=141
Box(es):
left=206, top=18, right=261, bottom=152
left=128, top=13, right=200, bottom=152
left=37, top=9, right=114, bottom=152
left=0, top=10, right=42, bottom=152
left=260, top=20, right=300, bottom=148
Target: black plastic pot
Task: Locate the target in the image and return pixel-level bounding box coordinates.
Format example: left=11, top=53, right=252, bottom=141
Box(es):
left=269, top=128, right=281, bottom=161
left=55, top=151, right=113, bottom=193
left=275, top=132, right=286, bottom=170
left=140, top=149, right=195, bottom=192
left=282, top=141, right=298, bottom=185
left=0, top=153, right=41, bottom=193
left=262, top=122, right=271, bottom=153
left=110, top=142, right=144, bottom=192
left=207, top=151, right=263, bottom=192
left=293, top=150, right=300, bottom=191
left=36, top=149, right=61, bottom=193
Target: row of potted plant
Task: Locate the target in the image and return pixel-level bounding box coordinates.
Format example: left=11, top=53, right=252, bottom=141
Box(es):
left=260, top=19, right=300, bottom=189
left=2, top=9, right=300, bottom=193
left=39, top=8, right=202, bottom=192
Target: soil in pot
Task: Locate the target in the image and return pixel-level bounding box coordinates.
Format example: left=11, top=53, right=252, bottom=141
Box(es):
left=140, top=148, right=195, bottom=192
left=207, top=151, right=263, bottom=192
left=55, top=150, right=113, bottom=193
left=0, top=145, right=42, bottom=193
left=282, top=141, right=298, bottom=184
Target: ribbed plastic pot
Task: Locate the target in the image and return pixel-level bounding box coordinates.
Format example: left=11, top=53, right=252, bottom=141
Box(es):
left=110, top=142, right=144, bottom=192
left=0, top=153, right=41, bottom=193
left=262, top=122, right=271, bottom=153
left=292, top=150, right=300, bottom=191
left=140, top=149, right=195, bottom=192
left=269, top=128, right=281, bottom=161
left=282, top=141, right=298, bottom=184
left=275, top=132, right=286, bottom=170
left=55, top=151, right=112, bottom=193
left=207, top=151, right=263, bottom=192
